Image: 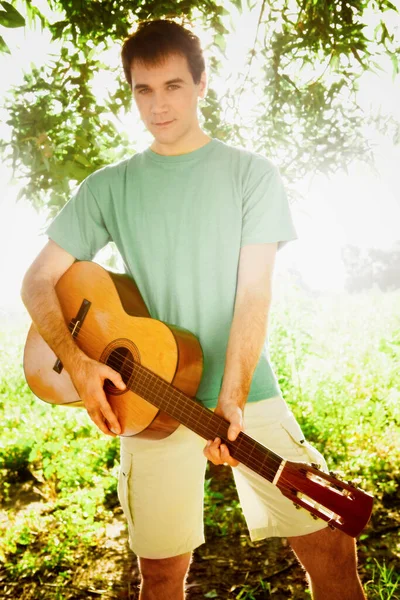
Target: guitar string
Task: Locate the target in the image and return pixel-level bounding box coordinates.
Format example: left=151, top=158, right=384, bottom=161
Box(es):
left=125, top=365, right=278, bottom=465
left=52, top=324, right=355, bottom=511
left=112, top=364, right=347, bottom=522
left=113, top=365, right=359, bottom=529
left=52, top=327, right=333, bottom=501
left=51, top=316, right=360, bottom=512
left=59, top=323, right=295, bottom=475
left=124, top=368, right=324, bottom=495
left=64, top=381, right=358, bottom=525
left=57, top=325, right=349, bottom=498
left=117, top=360, right=347, bottom=506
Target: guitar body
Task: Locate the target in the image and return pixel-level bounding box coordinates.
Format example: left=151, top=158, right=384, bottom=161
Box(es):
left=23, top=261, right=203, bottom=438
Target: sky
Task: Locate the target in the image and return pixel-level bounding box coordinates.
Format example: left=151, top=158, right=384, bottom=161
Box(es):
left=1, top=3, right=400, bottom=315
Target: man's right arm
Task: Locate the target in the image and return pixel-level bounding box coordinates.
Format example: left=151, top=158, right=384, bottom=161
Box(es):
left=21, top=240, right=125, bottom=436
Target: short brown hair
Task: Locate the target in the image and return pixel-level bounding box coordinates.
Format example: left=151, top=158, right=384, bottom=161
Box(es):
left=121, top=19, right=205, bottom=88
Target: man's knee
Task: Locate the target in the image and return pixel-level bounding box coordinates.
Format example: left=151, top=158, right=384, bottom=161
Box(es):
left=288, top=527, right=358, bottom=579
left=139, top=552, right=192, bottom=586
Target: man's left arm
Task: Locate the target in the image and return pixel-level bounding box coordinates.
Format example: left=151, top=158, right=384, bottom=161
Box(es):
left=204, top=242, right=277, bottom=467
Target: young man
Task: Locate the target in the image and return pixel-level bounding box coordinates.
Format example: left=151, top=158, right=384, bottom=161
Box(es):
left=21, top=19, right=366, bottom=600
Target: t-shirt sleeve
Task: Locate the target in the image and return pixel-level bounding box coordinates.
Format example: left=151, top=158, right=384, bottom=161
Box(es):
left=241, top=156, right=298, bottom=250
left=46, top=177, right=111, bottom=260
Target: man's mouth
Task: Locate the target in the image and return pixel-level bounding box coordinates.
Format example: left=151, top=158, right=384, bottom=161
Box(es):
left=154, top=120, right=175, bottom=127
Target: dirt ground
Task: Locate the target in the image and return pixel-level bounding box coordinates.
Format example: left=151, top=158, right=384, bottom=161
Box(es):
left=1, top=464, right=399, bottom=599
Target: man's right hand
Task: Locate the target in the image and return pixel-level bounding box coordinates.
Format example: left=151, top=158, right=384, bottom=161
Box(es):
left=70, top=356, right=126, bottom=436
left=21, top=241, right=126, bottom=437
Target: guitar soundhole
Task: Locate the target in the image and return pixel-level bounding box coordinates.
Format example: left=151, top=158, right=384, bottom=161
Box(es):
left=101, top=339, right=140, bottom=395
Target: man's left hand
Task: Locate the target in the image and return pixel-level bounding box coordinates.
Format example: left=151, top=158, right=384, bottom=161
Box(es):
left=203, top=402, right=244, bottom=467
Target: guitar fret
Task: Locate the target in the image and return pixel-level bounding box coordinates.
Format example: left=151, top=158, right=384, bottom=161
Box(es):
left=127, top=364, right=280, bottom=483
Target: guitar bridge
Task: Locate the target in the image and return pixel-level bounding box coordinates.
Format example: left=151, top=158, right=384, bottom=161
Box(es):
left=53, top=298, right=92, bottom=374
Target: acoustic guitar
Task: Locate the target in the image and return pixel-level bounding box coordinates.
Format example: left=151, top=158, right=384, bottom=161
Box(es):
left=23, top=261, right=374, bottom=538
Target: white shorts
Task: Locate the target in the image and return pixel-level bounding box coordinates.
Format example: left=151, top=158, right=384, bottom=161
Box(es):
left=118, top=396, right=328, bottom=559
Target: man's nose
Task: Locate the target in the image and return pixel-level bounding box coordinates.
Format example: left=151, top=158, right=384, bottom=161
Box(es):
left=151, top=91, right=168, bottom=113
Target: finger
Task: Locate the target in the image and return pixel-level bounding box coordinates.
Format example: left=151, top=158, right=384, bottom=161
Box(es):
left=226, top=408, right=243, bottom=441
left=210, top=438, right=227, bottom=464
left=227, top=423, right=242, bottom=442
left=220, top=444, right=239, bottom=467
left=103, top=365, right=126, bottom=391
left=95, top=384, right=121, bottom=433
left=87, top=384, right=121, bottom=434
left=100, top=401, right=121, bottom=435
left=203, top=440, right=212, bottom=459
left=87, top=409, right=117, bottom=437
left=84, top=386, right=121, bottom=434
left=203, top=438, right=222, bottom=464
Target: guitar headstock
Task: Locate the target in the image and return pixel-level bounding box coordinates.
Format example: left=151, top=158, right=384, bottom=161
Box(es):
left=277, top=460, right=374, bottom=538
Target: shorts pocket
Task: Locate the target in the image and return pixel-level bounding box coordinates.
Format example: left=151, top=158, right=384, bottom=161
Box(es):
left=118, top=451, right=135, bottom=534
left=280, top=414, right=326, bottom=470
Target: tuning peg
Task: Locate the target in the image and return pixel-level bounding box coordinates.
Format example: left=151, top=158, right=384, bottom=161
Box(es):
left=328, top=523, right=336, bottom=530
left=310, top=513, right=319, bottom=520
left=293, top=503, right=301, bottom=510
left=329, top=471, right=343, bottom=491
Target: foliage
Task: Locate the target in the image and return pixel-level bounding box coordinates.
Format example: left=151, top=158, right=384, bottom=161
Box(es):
left=0, top=0, right=228, bottom=214
left=1, top=286, right=399, bottom=596
left=0, top=1, right=25, bottom=53
left=0, top=318, right=120, bottom=578
left=2, top=47, right=133, bottom=215
left=269, top=285, right=400, bottom=496
left=364, top=559, right=400, bottom=600
left=0, top=0, right=399, bottom=212
left=204, top=475, right=242, bottom=537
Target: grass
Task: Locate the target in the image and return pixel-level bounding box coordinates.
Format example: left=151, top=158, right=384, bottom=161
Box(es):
left=269, top=285, right=400, bottom=495
left=0, top=285, right=399, bottom=598
left=364, top=560, right=400, bottom=600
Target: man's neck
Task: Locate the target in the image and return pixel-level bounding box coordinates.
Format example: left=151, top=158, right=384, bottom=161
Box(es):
left=150, top=130, right=211, bottom=157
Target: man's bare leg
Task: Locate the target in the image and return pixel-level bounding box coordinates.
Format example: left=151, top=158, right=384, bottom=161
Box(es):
left=288, top=527, right=366, bottom=600
left=138, top=552, right=192, bottom=600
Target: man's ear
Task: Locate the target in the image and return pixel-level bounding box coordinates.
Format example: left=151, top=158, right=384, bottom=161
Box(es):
left=198, top=70, right=207, bottom=99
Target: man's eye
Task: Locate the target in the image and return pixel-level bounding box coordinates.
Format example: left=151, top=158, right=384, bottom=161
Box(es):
left=139, top=89, right=149, bottom=95
left=168, top=85, right=179, bottom=90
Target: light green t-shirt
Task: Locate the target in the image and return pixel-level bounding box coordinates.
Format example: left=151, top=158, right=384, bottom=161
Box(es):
left=46, top=137, right=297, bottom=409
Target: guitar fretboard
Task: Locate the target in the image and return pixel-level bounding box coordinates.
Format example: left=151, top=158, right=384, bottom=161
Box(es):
left=127, top=362, right=283, bottom=483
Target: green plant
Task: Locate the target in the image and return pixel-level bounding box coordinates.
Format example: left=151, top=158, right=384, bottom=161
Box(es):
left=364, top=559, right=400, bottom=600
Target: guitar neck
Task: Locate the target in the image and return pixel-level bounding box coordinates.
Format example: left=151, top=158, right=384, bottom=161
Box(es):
left=128, top=362, right=283, bottom=483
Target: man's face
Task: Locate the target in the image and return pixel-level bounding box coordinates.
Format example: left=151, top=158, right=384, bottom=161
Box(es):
left=130, top=53, right=206, bottom=146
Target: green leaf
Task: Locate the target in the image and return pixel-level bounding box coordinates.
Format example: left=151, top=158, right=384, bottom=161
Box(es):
left=379, top=21, right=389, bottom=44
left=0, top=34, right=10, bottom=53
left=382, top=0, right=398, bottom=11
left=50, top=20, right=68, bottom=41
left=214, top=33, right=226, bottom=52
left=214, top=21, right=229, bottom=36
left=390, top=53, right=399, bottom=78
left=16, top=187, right=25, bottom=201
left=74, top=154, right=91, bottom=167
left=231, top=0, right=242, bottom=12
left=0, top=2, right=25, bottom=28
left=330, top=53, right=340, bottom=71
